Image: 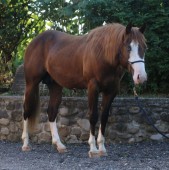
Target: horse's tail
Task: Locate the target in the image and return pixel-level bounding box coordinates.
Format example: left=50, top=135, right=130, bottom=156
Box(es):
left=24, top=83, right=40, bottom=133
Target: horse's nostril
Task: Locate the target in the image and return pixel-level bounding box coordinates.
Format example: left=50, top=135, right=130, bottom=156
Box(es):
left=137, top=74, right=140, bottom=80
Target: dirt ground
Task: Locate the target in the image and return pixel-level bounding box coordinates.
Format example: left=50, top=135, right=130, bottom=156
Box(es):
left=0, top=140, right=169, bottom=170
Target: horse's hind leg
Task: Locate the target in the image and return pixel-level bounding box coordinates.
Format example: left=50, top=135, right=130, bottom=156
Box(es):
left=22, top=82, right=40, bottom=151
left=22, top=118, right=29, bottom=151
left=47, top=81, right=67, bottom=153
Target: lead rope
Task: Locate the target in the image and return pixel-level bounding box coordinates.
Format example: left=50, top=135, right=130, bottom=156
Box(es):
left=133, top=87, right=169, bottom=139
left=133, top=87, right=138, bottom=97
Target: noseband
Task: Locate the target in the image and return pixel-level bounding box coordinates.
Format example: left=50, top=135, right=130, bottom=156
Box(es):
left=117, top=49, right=145, bottom=66
left=128, top=60, right=145, bottom=65
left=127, top=60, right=145, bottom=73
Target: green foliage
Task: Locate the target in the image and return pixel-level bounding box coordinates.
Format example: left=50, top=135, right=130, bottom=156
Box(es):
left=63, top=88, right=87, bottom=97
left=0, top=0, right=46, bottom=88
left=1, top=0, right=169, bottom=95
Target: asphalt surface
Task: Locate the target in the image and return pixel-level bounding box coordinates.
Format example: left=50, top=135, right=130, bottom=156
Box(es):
left=0, top=141, right=169, bottom=170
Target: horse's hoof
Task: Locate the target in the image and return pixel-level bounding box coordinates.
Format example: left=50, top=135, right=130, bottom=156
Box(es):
left=53, top=142, right=67, bottom=153
left=88, top=151, right=100, bottom=158
left=22, top=146, right=31, bottom=152
left=57, top=147, right=68, bottom=153
left=99, top=151, right=108, bottom=157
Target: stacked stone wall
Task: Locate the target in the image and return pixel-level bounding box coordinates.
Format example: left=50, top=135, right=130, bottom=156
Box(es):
left=0, top=96, right=169, bottom=144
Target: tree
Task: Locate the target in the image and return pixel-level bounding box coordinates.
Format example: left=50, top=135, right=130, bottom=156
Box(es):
left=0, top=0, right=46, bottom=88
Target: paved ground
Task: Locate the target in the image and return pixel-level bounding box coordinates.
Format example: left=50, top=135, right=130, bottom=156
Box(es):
left=0, top=141, right=169, bottom=170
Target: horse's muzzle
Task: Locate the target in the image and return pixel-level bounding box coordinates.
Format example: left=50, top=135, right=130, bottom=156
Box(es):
left=134, top=73, right=147, bottom=85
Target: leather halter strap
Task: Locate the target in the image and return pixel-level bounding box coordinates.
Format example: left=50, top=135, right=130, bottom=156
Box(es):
left=128, top=60, right=145, bottom=65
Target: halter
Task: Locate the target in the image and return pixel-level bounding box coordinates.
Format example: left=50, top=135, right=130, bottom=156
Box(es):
left=127, top=60, right=145, bottom=73
left=128, top=60, right=145, bottom=65
left=117, top=48, right=145, bottom=66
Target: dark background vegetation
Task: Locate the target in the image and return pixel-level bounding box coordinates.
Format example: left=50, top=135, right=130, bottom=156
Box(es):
left=0, top=0, right=169, bottom=96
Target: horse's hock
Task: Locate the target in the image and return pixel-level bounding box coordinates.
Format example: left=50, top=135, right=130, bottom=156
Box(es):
left=0, top=95, right=169, bottom=143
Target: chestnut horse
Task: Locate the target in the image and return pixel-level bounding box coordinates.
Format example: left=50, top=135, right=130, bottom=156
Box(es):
left=22, top=23, right=147, bottom=157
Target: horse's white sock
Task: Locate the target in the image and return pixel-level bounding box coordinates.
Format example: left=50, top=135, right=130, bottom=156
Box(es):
left=49, top=121, right=66, bottom=150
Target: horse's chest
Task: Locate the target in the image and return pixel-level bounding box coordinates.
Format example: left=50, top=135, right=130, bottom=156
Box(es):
left=97, top=65, right=124, bottom=92
left=100, top=76, right=120, bottom=92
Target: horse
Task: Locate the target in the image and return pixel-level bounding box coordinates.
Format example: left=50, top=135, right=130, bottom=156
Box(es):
left=22, top=23, right=147, bottom=157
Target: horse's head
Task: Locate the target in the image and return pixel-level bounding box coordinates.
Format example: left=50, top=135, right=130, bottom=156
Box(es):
left=120, top=23, right=147, bottom=85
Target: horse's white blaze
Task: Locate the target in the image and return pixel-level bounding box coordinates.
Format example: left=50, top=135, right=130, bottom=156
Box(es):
left=88, top=132, right=98, bottom=153
left=49, top=121, right=66, bottom=150
left=97, top=126, right=106, bottom=153
left=129, top=41, right=147, bottom=84
left=22, top=119, right=29, bottom=148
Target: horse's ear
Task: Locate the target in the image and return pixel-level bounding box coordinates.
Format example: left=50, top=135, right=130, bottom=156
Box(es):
left=126, top=22, right=132, bottom=35
left=139, top=23, right=146, bottom=34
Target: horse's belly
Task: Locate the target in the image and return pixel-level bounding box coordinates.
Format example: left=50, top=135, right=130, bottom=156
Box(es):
left=49, top=70, right=87, bottom=89
left=59, top=77, right=87, bottom=89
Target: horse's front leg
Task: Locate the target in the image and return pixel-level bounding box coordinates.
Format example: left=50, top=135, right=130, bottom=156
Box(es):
left=87, top=79, right=100, bottom=158
left=97, top=92, right=116, bottom=156
left=47, top=82, right=67, bottom=153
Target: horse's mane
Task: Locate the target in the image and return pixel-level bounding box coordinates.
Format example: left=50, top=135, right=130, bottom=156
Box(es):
left=86, top=23, right=146, bottom=65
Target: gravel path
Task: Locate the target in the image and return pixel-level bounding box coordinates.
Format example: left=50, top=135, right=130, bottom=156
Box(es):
left=0, top=141, right=169, bottom=170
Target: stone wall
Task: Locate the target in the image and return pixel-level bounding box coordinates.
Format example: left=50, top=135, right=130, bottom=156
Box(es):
left=0, top=96, right=169, bottom=144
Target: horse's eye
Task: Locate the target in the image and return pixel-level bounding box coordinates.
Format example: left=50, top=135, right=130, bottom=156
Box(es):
left=127, top=45, right=131, bottom=52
